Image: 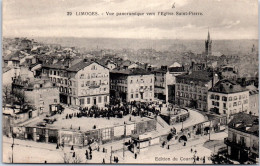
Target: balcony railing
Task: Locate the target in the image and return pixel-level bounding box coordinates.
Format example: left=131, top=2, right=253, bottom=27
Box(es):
left=224, top=138, right=250, bottom=150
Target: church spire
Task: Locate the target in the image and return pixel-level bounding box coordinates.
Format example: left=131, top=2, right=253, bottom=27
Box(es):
left=205, top=27, right=212, bottom=56
left=207, top=27, right=210, bottom=41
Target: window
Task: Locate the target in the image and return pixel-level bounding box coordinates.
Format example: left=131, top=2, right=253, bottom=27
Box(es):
left=223, top=103, right=226, bottom=109
left=210, top=94, right=214, bottom=99
left=238, top=101, right=241, bottom=105
left=102, top=128, right=111, bottom=140
left=65, top=79, right=67, bottom=85
left=229, top=97, right=232, bottom=101
left=91, top=65, right=97, bottom=70
left=80, top=98, right=84, bottom=105
left=233, top=102, right=237, bottom=106
left=223, top=110, right=226, bottom=114
left=212, top=101, right=215, bottom=105
left=239, top=95, right=241, bottom=100
left=181, top=85, right=184, bottom=90
left=136, top=94, right=138, bottom=98
left=215, top=95, right=220, bottom=100
left=234, top=96, right=237, bottom=100
left=222, top=96, right=227, bottom=101
left=98, top=96, right=102, bottom=103
left=131, top=94, right=134, bottom=98
left=232, top=133, right=237, bottom=143
left=104, top=96, right=107, bottom=103
left=150, top=86, right=152, bottom=91
left=87, top=98, right=90, bottom=104
left=54, top=99, right=57, bottom=103
left=130, top=80, right=133, bottom=84
left=54, top=71, right=56, bottom=75
left=240, top=137, right=245, bottom=146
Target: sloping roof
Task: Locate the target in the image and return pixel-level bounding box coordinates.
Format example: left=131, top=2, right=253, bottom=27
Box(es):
left=228, top=112, right=258, bottom=137
left=67, top=61, right=92, bottom=72
left=67, top=60, right=108, bottom=72
left=209, top=80, right=248, bottom=94
left=168, top=67, right=185, bottom=73
left=169, top=62, right=181, bottom=68
left=176, top=70, right=213, bottom=82
left=111, top=68, right=152, bottom=76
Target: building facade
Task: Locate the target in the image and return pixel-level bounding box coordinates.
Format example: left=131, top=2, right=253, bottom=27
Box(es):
left=175, top=70, right=218, bottom=111
left=208, top=80, right=249, bottom=116
left=42, top=60, right=110, bottom=108
left=110, top=68, right=154, bottom=102
left=224, top=113, right=259, bottom=164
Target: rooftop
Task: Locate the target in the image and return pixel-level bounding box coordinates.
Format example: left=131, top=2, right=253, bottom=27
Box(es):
left=111, top=68, right=152, bottom=76
left=228, top=112, right=259, bottom=137
left=176, top=70, right=213, bottom=82
left=209, top=80, right=248, bottom=94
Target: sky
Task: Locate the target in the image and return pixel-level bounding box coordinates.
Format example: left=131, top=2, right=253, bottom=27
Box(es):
left=2, top=0, right=258, bottom=39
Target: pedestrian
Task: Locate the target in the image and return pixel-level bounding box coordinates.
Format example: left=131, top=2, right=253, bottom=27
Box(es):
left=72, top=152, right=75, bottom=158
left=85, top=150, right=89, bottom=159
left=103, top=148, right=105, bottom=153
left=194, top=150, right=197, bottom=154
left=197, top=156, right=199, bottom=161
left=71, top=145, right=74, bottom=151
left=102, top=158, right=105, bottom=164
left=191, top=148, right=193, bottom=153
left=56, top=143, right=59, bottom=149
left=184, top=142, right=186, bottom=146
left=135, top=153, right=137, bottom=159
left=167, top=145, right=170, bottom=149
left=90, top=154, right=92, bottom=160
left=203, top=156, right=205, bottom=164
left=44, top=160, right=47, bottom=163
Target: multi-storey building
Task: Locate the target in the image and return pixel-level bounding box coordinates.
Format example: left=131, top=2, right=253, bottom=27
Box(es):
left=153, top=67, right=167, bottom=101
left=12, top=77, right=60, bottom=115
left=224, top=113, right=259, bottom=164
left=42, top=59, right=110, bottom=108
left=246, top=85, right=259, bottom=116
left=110, top=68, right=154, bottom=102
left=153, top=66, right=186, bottom=103
left=208, top=80, right=249, bottom=116
left=175, top=70, right=219, bottom=111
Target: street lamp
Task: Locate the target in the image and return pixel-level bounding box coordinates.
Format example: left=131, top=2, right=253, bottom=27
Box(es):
left=10, top=127, right=15, bottom=163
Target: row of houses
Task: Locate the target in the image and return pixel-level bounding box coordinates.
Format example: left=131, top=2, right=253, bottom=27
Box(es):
left=9, top=58, right=258, bottom=118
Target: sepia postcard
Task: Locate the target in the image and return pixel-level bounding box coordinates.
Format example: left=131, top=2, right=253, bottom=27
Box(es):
left=2, top=0, right=259, bottom=164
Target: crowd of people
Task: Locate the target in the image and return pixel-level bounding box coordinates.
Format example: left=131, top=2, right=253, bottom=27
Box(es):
left=63, top=100, right=163, bottom=121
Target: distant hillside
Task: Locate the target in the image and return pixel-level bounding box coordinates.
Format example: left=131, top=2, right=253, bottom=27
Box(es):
left=34, top=37, right=258, bottom=55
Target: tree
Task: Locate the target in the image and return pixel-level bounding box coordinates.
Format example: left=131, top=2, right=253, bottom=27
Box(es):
left=2, top=85, right=11, bottom=107
left=12, top=89, right=34, bottom=112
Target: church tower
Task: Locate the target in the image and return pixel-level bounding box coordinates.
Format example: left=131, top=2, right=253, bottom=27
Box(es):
left=205, top=29, right=212, bottom=56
